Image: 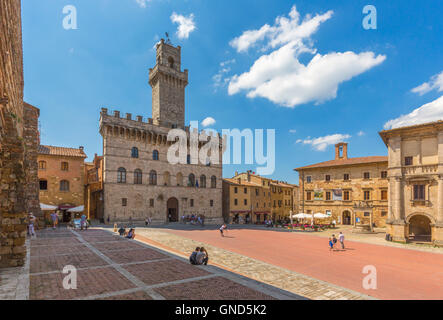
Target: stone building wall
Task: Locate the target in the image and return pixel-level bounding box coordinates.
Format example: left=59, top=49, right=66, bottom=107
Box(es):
left=298, top=162, right=389, bottom=227
left=0, top=0, right=40, bottom=268
left=100, top=110, right=223, bottom=224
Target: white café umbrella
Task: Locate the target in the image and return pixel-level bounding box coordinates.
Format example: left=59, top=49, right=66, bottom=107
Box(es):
left=292, top=213, right=311, bottom=219
left=314, top=213, right=329, bottom=219
left=67, top=205, right=84, bottom=213
left=40, top=203, right=58, bottom=211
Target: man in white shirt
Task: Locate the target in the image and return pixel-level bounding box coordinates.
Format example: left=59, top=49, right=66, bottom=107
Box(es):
left=338, top=232, right=345, bottom=249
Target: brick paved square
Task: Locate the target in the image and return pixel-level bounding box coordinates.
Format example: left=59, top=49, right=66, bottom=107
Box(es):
left=124, top=260, right=210, bottom=285
left=31, top=237, right=81, bottom=247
left=155, top=276, right=275, bottom=300
left=92, top=241, right=145, bottom=252
left=97, top=291, right=153, bottom=300
left=31, top=244, right=93, bottom=257
left=82, top=235, right=125, bottom=243
left=103, top=248, right=169, bottom=264
left=29, top=267, right=136, bottom=300
left=30, top=253, right=108, bottom=273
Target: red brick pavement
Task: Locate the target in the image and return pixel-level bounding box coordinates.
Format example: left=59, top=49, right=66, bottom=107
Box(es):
left=30, top=267, right=136, bottom=300
left=164, top=228, right=443, bottom=300
left=27, top=228, right=287, bottom=300
left=155, top=276, right=276, bottom=300
left=123, top=260, right=210, bottom=285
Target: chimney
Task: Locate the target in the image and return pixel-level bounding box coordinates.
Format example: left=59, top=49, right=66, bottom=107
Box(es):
left=335, top=142, right=348, bottom=160
left=235, top=171, right=238, bottom=176
left=79, top=146, right=84, bottom=153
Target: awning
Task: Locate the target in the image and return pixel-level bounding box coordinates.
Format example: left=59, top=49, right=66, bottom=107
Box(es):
left=59, top=205, right=75, bottom=210
left=230, top=210, right=251, bottom=214
left=254, top=212, right=270, bottom=215
left=67, top=205, right=84, bottom=213
left=40, top=203, right=58, bottom=211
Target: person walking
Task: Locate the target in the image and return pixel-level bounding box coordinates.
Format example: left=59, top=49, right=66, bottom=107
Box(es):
left=332, top=234, right=337, bottom=249
left=28, top=213, right=37, bottom=238
left=50, top=211, right=58, bottom=229
left=219, top=224, right=227, bottom=237
left=328, top=237, right=334, bottom=251
left=339, top=232, right=345, bottom=249
left=80, top=213, right=87, bottom=231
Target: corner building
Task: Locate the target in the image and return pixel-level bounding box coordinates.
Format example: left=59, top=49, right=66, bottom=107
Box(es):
left=99, top=40, right=223, bottom=224
left=380, top=121, right=443, bottom=246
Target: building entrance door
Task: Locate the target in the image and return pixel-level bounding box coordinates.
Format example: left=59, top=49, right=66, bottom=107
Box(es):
left=167, top=197, right=179, bottom=222
left=409, top=215, right=432, bottom=242
left=343, top=211, right=352, bottom=225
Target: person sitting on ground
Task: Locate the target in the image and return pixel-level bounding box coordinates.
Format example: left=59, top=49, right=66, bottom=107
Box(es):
left=118, top=226, right=126, bottom=236
left=126, top=228, right=135, bottom=239
left=196, top=247, right=209, bottom=265
left=189, top=247, right=200, bottom=265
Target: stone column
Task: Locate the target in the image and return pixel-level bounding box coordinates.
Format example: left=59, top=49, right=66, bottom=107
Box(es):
left=438, top=175, right=443, bottom=224
left=393, top=177, right=402, bottom=221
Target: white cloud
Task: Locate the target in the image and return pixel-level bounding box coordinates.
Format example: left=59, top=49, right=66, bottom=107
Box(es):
left=229, top=44, right=386, bottom=107
left=384, top=95, right=443, bottom=130
left=227, top=5, right=386, bottom=107
left=411, top=70, right=443, bottom=96
left=170, top=12, right=196, bottom=39
left=201, top=117, right=216, bottom=127
left=357, top=131, right=365, bottom=136
left=213, top=59, right=236, bottom=89
left=297, top=133, right=351, bottom=151
left=135, top=0, right=150, bottom=8
left=229, top=5, right=333, bottom=53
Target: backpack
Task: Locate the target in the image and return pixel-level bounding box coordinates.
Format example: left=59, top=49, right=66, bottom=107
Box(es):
left=333, top=238, right=337, bottom=244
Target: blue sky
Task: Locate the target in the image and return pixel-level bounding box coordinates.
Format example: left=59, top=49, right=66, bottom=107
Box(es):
left=22, top=0, right=443, bottom=184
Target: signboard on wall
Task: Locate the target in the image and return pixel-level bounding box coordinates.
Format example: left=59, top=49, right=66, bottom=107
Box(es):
left=314, top=189, right=323, bottom=201
left=332, top=189, right=343, bottom=201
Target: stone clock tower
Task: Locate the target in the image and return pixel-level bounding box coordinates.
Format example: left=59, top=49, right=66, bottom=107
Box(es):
left=149, top=39, right=188, bottom=128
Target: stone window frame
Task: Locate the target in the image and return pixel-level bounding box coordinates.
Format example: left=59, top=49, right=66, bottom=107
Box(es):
left=244, top=199, right=248, bottom=206
left=343, top=173, right=350, bottom=181
left=153, top=150, right=159, bottom=161
left=60, top=180, right=70, bottom=192
left=380, top=188, right=388, bottom=201
left=131, top=147, right=139, bottom=159
left=188, top=173, right=195, bottom=187
left=306, top=191, right=312, bottom=201
left=190, top=199, right=194, bottom=207
left=244, top=187, right=247, bottom=194
left=39, top=179, right=48, bottom=191
left=210, top=200, right=214, bottom=207
left=363, top=172, right=370, bottom=180
left=306, top=176, right=312, bottom=183
left=117, top=167, right=127, bottom=183
left=234, top=198, right=238, bottom=206
left=134, top=169, right=143, bottom=184
left=122, top=198, right=127, bottom=207
left=343, top=190, right=351, bottom=201
left=149, top=198, right=154, bottom=207
left=200, top=175, right=206, bottom=188
left=149, top=170, right=158, bottom=185
left=381, top=171, right=388, bottom=179
left=234, top=187, right=238, bottom=194
left=211, top=176, right=217, bottom=189
left=404, top=156, right=413, bottom=166
left=363, top=190, right=371, bottom=200
left=325, top=191, right=332, bottom=201
left=61, top=161, right=69, bottom=171
left=325, top=174, right=331, bottom=182
left=38, top=160, right=47, bottom=170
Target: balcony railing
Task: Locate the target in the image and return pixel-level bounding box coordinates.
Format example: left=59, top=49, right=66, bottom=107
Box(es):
left=402, top=164, right=438, bottom=175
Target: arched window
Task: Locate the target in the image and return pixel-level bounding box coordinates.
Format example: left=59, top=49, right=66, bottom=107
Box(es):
left=200, top=175, right=206, bottom=188
left=60, top=180, right=69, bottom=191
left=176, top=173, right=183, bottom=186
left=188, top=174, right=195, bottom=187
left=153, top=150, right=159, bottom=160
left=163, top=171, right=170, bottom=186
left=134, top=169, right=142, bottom=184
left=117, top=168, right=126, bottom=183
left=211, top=176, right=217, bottom=188
left=168, top=56, right=174, bottom=68
left=131, top=147, right=139, bottom=158
left=38, top=161, right=46, bottom=170
left=39, top=179, right=48, bottom=190
left=149, top=170, right=157, bottom=185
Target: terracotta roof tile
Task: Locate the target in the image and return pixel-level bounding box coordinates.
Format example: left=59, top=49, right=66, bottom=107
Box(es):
left=295, top=156, right=387, bottom=171
left=38, top=145, right=87, bottom=158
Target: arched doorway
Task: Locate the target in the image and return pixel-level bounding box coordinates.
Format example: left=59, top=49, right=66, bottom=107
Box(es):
left=342, top=211, right=352, bottom=225
left=166, top=197, right=179, bottom=222
left=408, top=215, right=432, bottom=242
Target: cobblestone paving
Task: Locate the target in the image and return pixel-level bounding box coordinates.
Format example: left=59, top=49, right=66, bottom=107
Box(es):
left=2, top=227, right=300, bottom=300
left=134, top=229, right=374, bottom=300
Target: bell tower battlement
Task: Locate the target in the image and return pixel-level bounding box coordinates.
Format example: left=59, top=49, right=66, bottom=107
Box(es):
left=149, top=39, right=188, bottom=128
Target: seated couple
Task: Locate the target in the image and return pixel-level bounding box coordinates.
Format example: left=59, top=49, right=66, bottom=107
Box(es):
left=189, top=247, right=209, bottom=266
